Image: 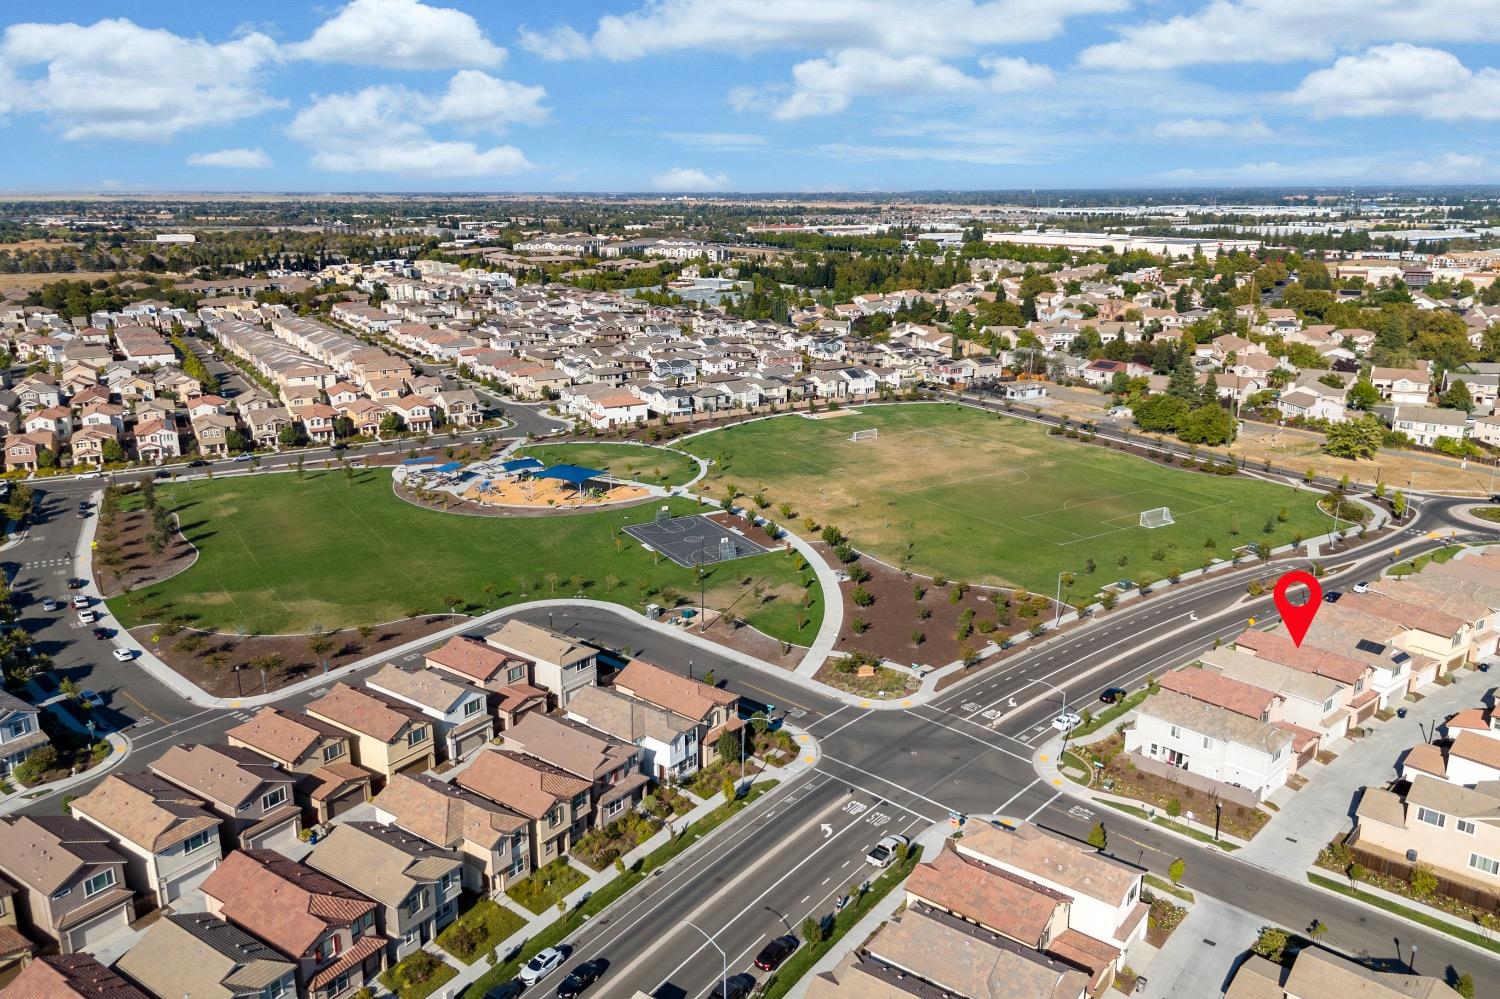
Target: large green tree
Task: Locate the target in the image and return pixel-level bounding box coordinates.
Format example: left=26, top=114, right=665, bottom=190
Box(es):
left=1323, top=415, right=1385, bottom=460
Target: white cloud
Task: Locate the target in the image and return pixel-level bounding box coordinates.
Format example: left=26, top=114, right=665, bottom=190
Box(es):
left=187, top=148, right=272, bottom=169
left=1160, top=152, right=1496, bottom=184
left=651, top=167, right=730, bottom=191
left=291, top=0, right=505, bottom=69
left=522, top=0, right=1123, bottom=60
left=289, top=73, right=542, bottom=177
left=1079, top=0, right=1500, bottom=71
left=741, top=49, right=1053, bottom=119
left=663, top=131, right=769, bottom=151
left=433, top=70, right=549, bottom=130
left=1150, top=117, right=1273, bottom=139
left=1288, top=44, right=1500, bottom=120
left=0, top=17, right=281, bottom=140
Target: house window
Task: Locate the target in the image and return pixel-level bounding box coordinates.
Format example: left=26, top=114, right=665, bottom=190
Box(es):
left=314, top=935, right=343, bottom=963
left=463, top=699, right=482, bottom=717
left=264, top=973, right=295, bottom=999
left=1417, top=806, right=1446, bottom=828
left=1470, top=853, right=1500, bottom=877
left=82, top=870, right=116, bottom=898
left=1202, top=736, right=1214, bottom=750
left=322, top=743, right=345, bottom=763
left=403, top=888, right=428, bottom=917
left=1322, top=698, right=1335, bottom=713
left=1458, top=819, right=1478, bottom=835
left=261, top=787, right=288, bottom=811
left=182, top=829, right=215, bottom=853
left=4, top=718, right=31, bottom=739
left=506, top=665, right=526, bottom=683
left=1169, top=726, right=1181, bottom=739
left=327, top=970, right=353, bottom=997
left=605, top=798, right=625, bottom=818
left=407, top=726, right=429, bottom=747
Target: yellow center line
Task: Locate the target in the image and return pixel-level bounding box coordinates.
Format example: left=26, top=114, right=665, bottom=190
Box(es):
left=117, top=689, right=169, bottom=725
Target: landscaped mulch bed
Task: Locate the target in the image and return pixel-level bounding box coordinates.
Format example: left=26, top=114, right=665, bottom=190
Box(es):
left=1096, top=741, right=1270, bottom=841
left=93, top=505, right=197, bottom=598
left=124, top=614, right=462, bottom=699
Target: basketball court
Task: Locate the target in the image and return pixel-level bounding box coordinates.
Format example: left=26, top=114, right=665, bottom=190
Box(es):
left=623, top=510, right=773, bottom=568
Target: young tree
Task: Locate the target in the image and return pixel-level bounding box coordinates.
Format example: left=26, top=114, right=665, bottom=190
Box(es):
left=1087, top=822, right=1107, bottom=851
left=1440, top=378, right=1475, bottom=413
left=1168, top=856, right=1185, bottom=885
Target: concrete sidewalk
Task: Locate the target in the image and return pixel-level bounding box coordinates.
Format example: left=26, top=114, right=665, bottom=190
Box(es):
left=1138, top=893, right=1263, bottom=999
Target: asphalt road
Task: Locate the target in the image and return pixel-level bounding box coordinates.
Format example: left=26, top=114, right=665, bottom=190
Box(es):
left=6, top=466, right=1496, bottom=995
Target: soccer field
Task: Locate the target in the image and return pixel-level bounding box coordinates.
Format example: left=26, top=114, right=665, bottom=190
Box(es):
left=689, top=404, right=1333, bottom=596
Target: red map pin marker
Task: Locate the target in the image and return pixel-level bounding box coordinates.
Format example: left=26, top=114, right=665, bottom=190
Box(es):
left=1273, top=570, right=1323, bottom=647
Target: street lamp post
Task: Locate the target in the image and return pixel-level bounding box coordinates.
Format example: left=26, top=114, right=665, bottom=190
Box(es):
left=1409, top=943, right=1417, bottom=972
left=233, top=665, right=242, bottom=697
left=1053, top=570, right=1075, bottom=630
left=699, top=566, right=707, bottom=632
left=685, top=922, right=727, bottom=999
left=260, top=667, right=268, bottom=695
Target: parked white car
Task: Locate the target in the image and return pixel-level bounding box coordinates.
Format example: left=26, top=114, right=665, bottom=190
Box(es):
left=518, top=947, right=564, bottom=986
left=111, top=648, right=136, bottom=663
left=1052, top=711, right=1083, bottom=732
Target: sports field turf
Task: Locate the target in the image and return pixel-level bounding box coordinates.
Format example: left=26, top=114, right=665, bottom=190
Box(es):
left=517, top=442, right=701, bottom=487
left=688, top=403, right=1332, bottom=596
left=108, top=470, right=820, bottom=642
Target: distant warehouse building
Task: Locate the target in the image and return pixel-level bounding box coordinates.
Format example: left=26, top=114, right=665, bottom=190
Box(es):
left=981, top=229, right=1260, bottom=260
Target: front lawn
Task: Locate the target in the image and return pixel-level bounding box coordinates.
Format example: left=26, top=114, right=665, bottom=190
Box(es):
left=505, top=858, right=588, bottom=915
left=107, top=470, right=820, bottom=643
left=687, top=758, right=762, bottom=800
left=1389, top=544, right=1464, bottom=577
left=436, top=898, right=526, bottom=965
left=518, top=442, right=700, bottom=488
left=380, top=950, right=457, bottom=999
left=571, top=811, right=662, bottom=871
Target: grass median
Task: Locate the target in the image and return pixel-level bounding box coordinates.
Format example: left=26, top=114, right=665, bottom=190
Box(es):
left=1306, top=872, right=1500, bottom=956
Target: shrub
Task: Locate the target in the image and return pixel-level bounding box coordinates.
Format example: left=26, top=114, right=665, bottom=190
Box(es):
left=1409, top=863, right=1439, bottom=899
left=1252, top=926, right=1290, bottom=963
left=850, top=617, right=869, bottom=634
left=850, top=586, right=874, bottom=607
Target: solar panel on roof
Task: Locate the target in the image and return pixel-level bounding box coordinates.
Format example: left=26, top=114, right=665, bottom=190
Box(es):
left=1355, top=638, right=1386, bottom=655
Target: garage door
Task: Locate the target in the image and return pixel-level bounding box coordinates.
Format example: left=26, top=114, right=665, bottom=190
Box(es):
left=246, top=816, right=301, bottom=855
left=163, top=859, right=218, bottom=905
left=66, top=904, right=130, bottom=953
left=453, top=729, right=488, bottom=760
left=327, top=785, right=367, bottom=819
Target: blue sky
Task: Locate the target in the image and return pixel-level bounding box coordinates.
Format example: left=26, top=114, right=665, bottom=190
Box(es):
left=1, top=0, right=1498, bottom=193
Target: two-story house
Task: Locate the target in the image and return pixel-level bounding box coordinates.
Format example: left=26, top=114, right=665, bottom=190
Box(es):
left=226, top=706, right=375, bottom=825
left=611, top=659, right=741, bottom=769
left=4, top=955, right=149, bottom=999
left=455, top=749, right=591, bottom=868
left=365, top=665, right=493, bottom=762
left=1354, top=775, right=1500, bottom=902
left=0, top=874, right=34, bottom=981
left=484, top=620, right=597, bottom=708
left=0, top=816, right=135, bottom=953
left=422, top=635, right=548, bottom=731
left=501, top=713, right=648, bottom=827
left=116, top=912, right=298, bottom=999
left=68, top=773, right=223, bottom=909
left=149, top=744, right=301, bottom=853
left=306, top=822, right=463, bottom=960
left=370, top=773, right=530, bottom=896
left=305, top=683, right=436, bottom=786
left=1187, top=648, right=1352, bottom=751
left=201, top=849, right=385, bottom=999
left=1124, top=689, right=1293, bottom=800
left=0, top=693, right=48, bottom=777
left=566, top=685, right=700, bottom=782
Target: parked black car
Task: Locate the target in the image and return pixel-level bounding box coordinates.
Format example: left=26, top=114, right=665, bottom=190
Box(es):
left=1099, top=687, right=1128, bottom=704
left=556, top=960, right=606, bottom=999
left=709, top=974, right=757, bottom=999
left=754, top=935, right=798, bottom=971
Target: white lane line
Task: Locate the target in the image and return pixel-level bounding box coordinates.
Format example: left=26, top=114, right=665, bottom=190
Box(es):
left=908, top=709, right=1033, bottom=764
left=819, top=754, right=951, bottom=817
left=1025, top=791, right=1061, bottom=822
left=994, top=778, right=1041, bottom=816
left=818, top=709, right=872, bottom=742
left=799, top=704, right=849, bottom=732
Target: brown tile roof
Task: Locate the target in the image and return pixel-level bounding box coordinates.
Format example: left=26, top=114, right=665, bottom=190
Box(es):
left=150, top=743, right=291, bottom=809
left=1160, top=667, right=1276, bottom=719
left=306, top=682, right=424, bottom=742
left=68, top=773, right=221, bottom=852
left=1341, top=592, right=1466, bottom=639
left=958, top=821, right=1140, bottom=907
left=1445, top=707, right=1494, bottom=735
left=116, top=913, right=295, bottom=999
left=425, top=635, right=519, bottom=683
left=306, top=822, right=462, bottom=908
left=0, top=924, right=31, bottom=960
left=368, top=664, right=473, bottom=713
left=497, top=683, right=549, bottom=713
left=2, top=954, right=149, bottom=999
left=227, top=707, right=345, bottom=766
left=307, top=934, right=386, bottom=990
left=372, top=772, right=526, bottom=849
left=1045, top=927, right=1120, bottom=990
left=904, top=844, right=1061, bottom=947
left=200, top=849, right=375, bottom=958
left=485, top=620, right=593, bottom=667
left=1233, top=629, right=1367, bottom=685
left=1402, top=742, right=1447, bottom=779
left=1450, top=730, right=1500, bottom=773
left=0, top=816, right=124, bottom=895
left=503, top=712, right=636, bottom=781
left=614, top=659, right=737, bottom=722
left=455, top=749, right=590, bottom=820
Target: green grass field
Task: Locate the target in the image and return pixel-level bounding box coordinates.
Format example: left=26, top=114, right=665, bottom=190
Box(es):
left=688, top=404, right=1332, bottom=596
left=517, top=442, right=700, bottom=487
left=108, top=470, right=821, bottom=642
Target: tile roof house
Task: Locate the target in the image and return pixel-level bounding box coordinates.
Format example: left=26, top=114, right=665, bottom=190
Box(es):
left=484, top=620, right=597, bottom=707
left=226, top=706, right=374, bottom=824
left=454, top=749, right=591, bottom=869
left=67, top=773, right=223, bottom=910
left=0, top=816, right=134, bottom=954
left=612, top=659, right=742, bottom=769
left=1225, top=943, right=1460, bottom=998
left=0, top=691, right=49, bottom=777
left=500, top=712, right=648, bottom=825
left=1354, top=775, right=1500, bottom=901
left=304, top=683, right=436, bottom=785
left=566, top=685, right=700, bottom=782
left=1125, top=689, right=1294, bottom=799
left=0, top=873, right=34, bottom=982
left=200, top=849, right=384, bottom=999
left=370, top=772, right=530, bottom=895
left=422, top=635, right=547, bottom=730
left=305, top=822, right=463, bottom=961
left=149, top=744, right=302, bottom=853
left=365, top=665, right=493, bottom=762
left=0, top=953, right=150, bottom=999
left=115, top=912, right=297, bottom=999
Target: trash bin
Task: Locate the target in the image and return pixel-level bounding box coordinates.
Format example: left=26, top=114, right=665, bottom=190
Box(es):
left=1397, top=708, right=1408, bottom=719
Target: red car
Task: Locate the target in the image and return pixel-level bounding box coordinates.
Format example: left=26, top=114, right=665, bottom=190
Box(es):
left=754, top=935, right=797, bottom=971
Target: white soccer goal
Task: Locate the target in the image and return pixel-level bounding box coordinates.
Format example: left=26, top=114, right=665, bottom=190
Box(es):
left=1139, top=507, right=1175, bottom=529
left=849, top=428, right=879, bottom=442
